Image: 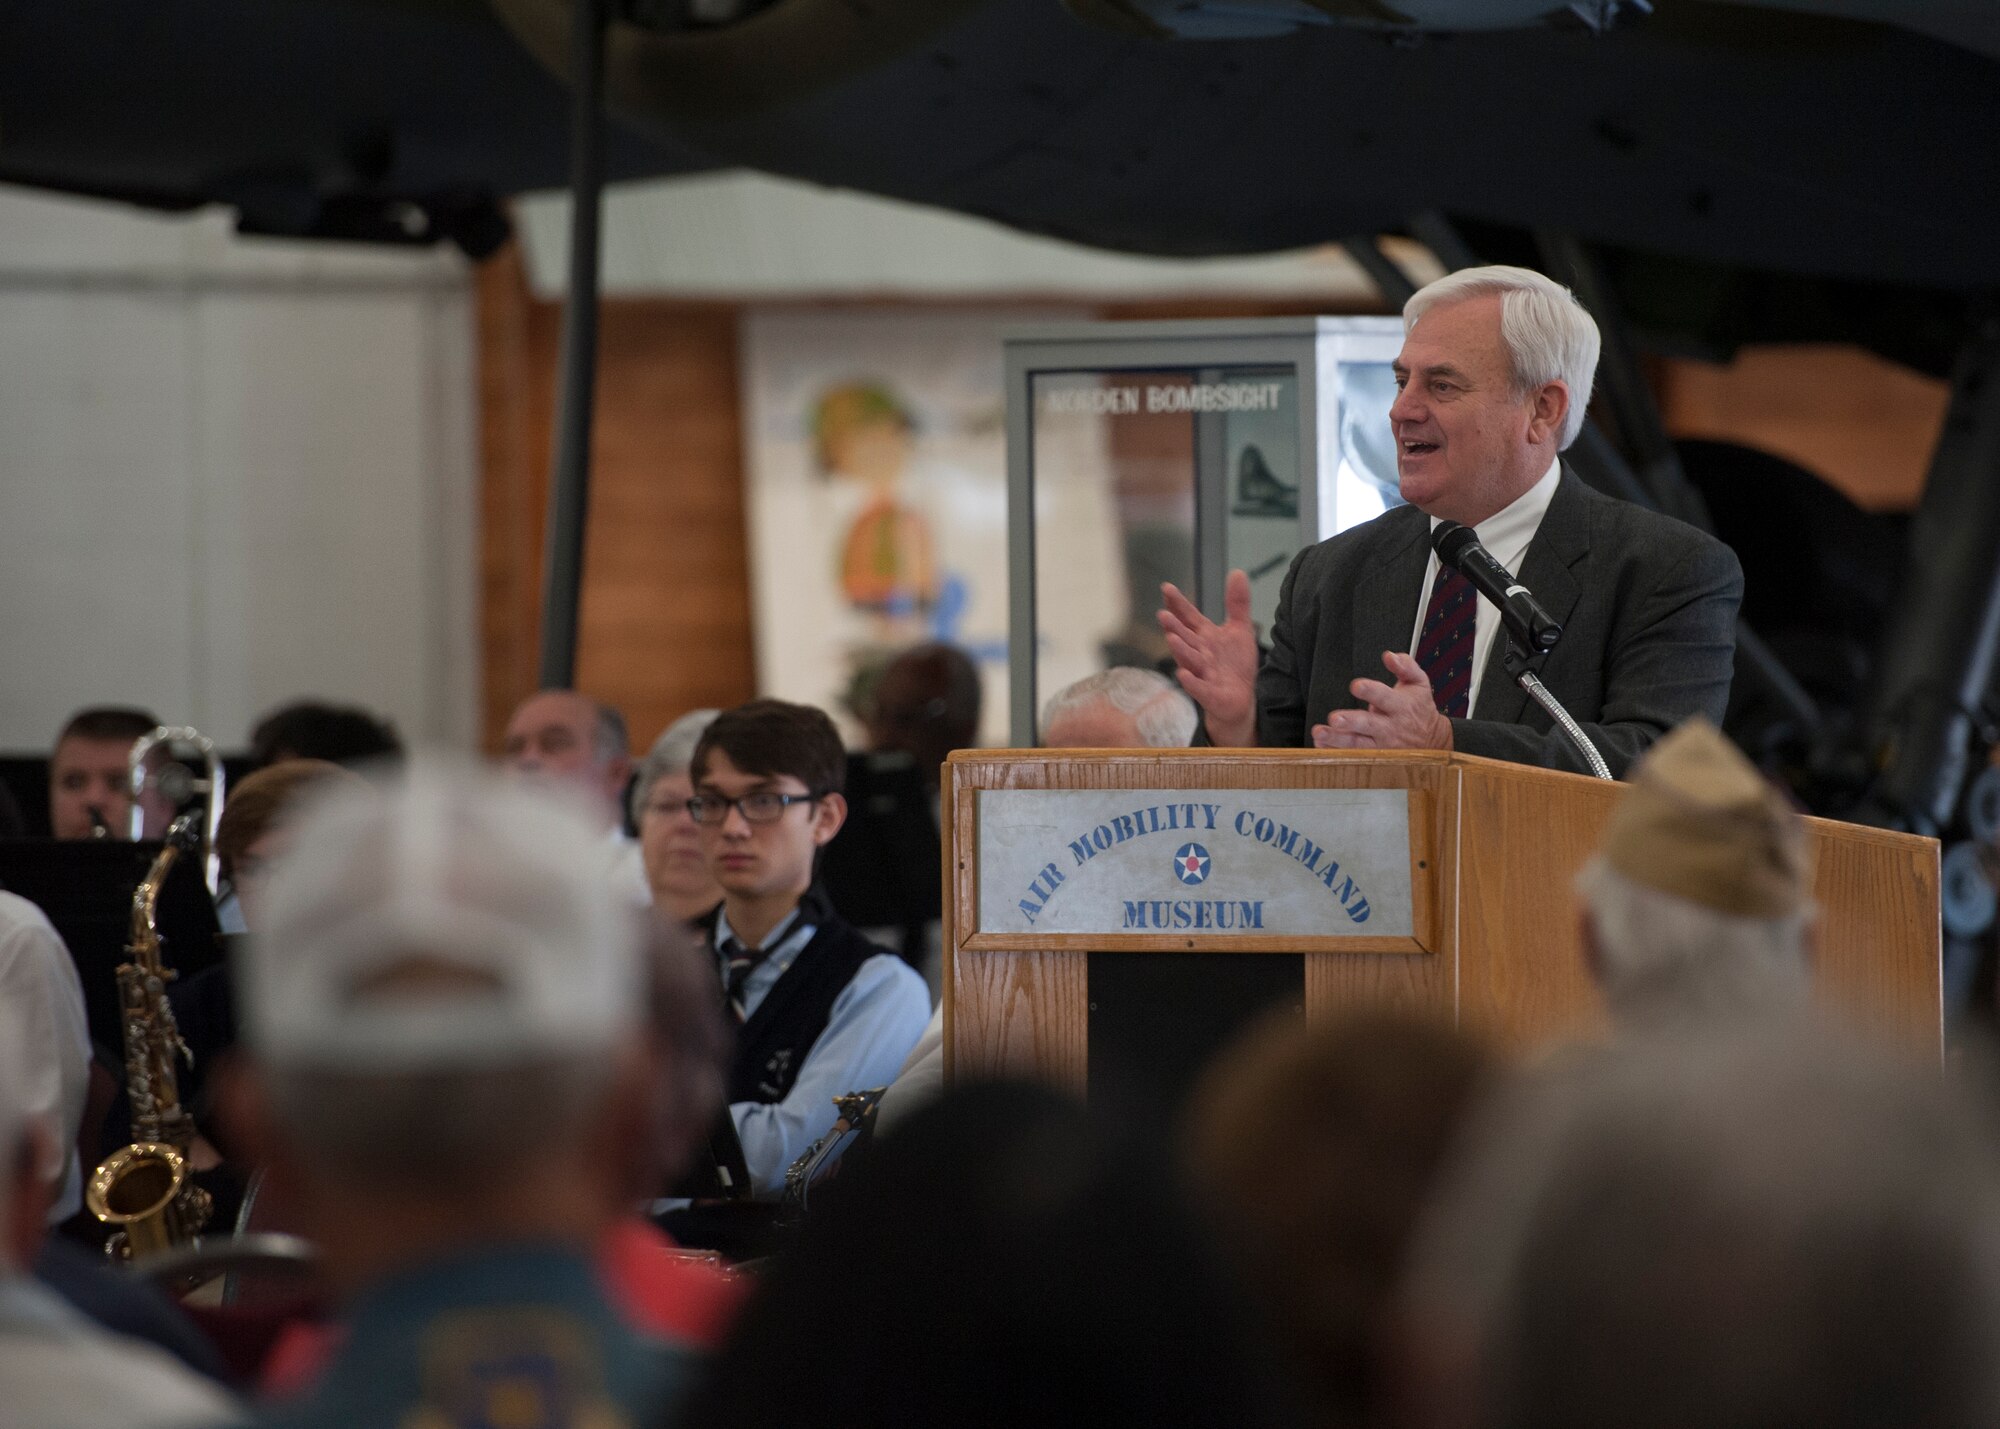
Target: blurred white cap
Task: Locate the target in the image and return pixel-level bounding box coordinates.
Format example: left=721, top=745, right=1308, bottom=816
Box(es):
left=245, top=758, right=643, bottom=1072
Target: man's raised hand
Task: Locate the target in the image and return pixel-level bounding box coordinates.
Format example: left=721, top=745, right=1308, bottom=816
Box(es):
left=1158, top=569, right=1259, bottom=747
left=1311, top=650, right=1454, bottom=751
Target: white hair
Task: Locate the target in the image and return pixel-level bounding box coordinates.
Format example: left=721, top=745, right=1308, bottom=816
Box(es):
left=630, top=708, right=720, bottom=825
left=1404, top=265, right=1601, bottom=450
left=1041, top=667, right=1197, bottom=748
left=1575, top=858, right=1811, bottom=1025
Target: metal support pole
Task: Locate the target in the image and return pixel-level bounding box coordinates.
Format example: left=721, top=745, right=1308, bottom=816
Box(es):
left=536, top=0, right=610, bottom=689
left=1855, top=318, right=2000, bottom=832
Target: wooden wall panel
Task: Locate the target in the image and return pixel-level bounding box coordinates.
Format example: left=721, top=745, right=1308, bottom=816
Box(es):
left=1655, top=345, right=1944, bottom=512
left=475, top=245, right=757, bottom=752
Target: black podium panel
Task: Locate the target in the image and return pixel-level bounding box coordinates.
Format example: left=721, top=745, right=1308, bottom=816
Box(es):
left=1086, top=951, right=1304, bottom=1118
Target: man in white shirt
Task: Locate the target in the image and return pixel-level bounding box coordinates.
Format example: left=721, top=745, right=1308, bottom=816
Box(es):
left=500, top=689, right=650, bottom=901
left=0, top=894, right=90, bottom=1225
left=1160, top=265, right=1742, bottom=777
left=0, top=1000, right=241, bottom=1429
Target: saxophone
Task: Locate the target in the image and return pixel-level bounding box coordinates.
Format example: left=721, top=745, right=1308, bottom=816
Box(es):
left=85, top=812, right=214, bottom=1259
left=781, top=1087, right=887, bottom=1225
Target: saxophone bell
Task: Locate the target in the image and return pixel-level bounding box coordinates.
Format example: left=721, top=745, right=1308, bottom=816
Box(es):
left=85, top=1143, right=212, bottom=1262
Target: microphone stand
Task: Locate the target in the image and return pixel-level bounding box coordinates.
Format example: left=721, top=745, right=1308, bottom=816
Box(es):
left=1502, top=643, right=1614, bottom=781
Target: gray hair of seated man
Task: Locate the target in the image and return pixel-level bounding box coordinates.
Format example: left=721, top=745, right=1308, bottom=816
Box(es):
left=1041, top=667, right=1197, bottom=748
left=1574, top=857, right=1812, bottom=1025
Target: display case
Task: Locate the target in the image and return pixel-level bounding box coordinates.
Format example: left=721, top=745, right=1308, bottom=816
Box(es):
left=1002, top=316, right=1407, bottom=744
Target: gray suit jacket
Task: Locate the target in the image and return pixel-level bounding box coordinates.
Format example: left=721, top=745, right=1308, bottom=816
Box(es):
left=1252, top=469, right=1743, bottom=777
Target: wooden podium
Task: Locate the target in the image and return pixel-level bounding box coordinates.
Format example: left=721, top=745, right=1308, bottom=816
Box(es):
left=942, top=748, right=1941, bottom=1094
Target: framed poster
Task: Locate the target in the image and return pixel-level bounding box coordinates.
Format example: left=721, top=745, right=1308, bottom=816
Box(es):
left=741, top=308, right=1100, bottom=744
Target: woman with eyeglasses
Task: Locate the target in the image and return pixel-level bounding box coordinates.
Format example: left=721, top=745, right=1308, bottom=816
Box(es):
left=632, top=711, right=726, bottom=928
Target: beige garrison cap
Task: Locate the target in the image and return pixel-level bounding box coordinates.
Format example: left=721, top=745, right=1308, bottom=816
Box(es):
left=1600, top=718, right=1809, bottom=918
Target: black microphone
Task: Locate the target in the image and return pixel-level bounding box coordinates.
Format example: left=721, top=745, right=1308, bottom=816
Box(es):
left=1430, top=521, right=1563, bottom=653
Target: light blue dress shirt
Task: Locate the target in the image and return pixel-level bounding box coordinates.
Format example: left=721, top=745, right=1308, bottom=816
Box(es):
left=712, top=906, right=930, bottom=1197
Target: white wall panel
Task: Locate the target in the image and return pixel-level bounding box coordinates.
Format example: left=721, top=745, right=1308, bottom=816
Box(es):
left=0, top=289, right=202, bottom=738
left=0, top=186, right=476, bottom=752
left=518, top=171, right=1441, bottom=300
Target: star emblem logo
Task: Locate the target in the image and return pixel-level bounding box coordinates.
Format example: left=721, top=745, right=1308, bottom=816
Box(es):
left=1173, top=843, right=1211, bottom=886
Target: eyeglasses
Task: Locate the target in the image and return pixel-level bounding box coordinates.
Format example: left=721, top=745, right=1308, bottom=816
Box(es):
left=685, top=792, right=822, bottom=826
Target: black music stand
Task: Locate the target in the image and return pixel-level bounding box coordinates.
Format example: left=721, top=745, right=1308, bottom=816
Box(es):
left=667, top=1106, right=752, bottom=1203
left=0, top=840, right=222, bottom=1053
left=818, top=750, right=942, bottom=965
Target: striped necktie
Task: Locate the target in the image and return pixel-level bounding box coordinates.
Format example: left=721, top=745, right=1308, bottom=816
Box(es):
left=721, top=937, right=766, bottom=1025
left=1416, top=562, right=1478, bottom=719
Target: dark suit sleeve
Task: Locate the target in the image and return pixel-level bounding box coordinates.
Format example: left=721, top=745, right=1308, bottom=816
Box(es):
left=1253, top=547, right=1314, bottom=749
left=1450, top=536, right=1743, bottom=778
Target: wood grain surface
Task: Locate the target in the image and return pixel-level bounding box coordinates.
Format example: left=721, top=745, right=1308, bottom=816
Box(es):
left=1452, top=757, right=1622, bottom=1050
left=475, top=246, right=756, bottom=751
left=1804, top=815, right=1942, bottom=1046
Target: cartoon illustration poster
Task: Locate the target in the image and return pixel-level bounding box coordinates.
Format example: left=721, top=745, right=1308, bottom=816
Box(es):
left=740, top=308, right=1115, bottom=745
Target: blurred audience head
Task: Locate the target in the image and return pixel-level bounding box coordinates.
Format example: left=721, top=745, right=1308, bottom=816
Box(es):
left=1578, top=718, right=1813, bottom=1026
left=631, top=709, right=723, bottom=924
left=864, top=643, right=981, bottom=786
left=249, top=698, right=403, bottom=772
left=1041, top=666, right=1197, bottom=748
left=675, top=1081, right=1286, bottom=1429
left=48, top=705, right=159, bottom=840
left=1401, top=1027, right=2000, bottom=1429
left=1185, top=1010, right=1492, bottom=1427
left=501, top=689, right=632, bottom=832
left=634, top=916, right=731, bottom=1203
left=231, top=761, right=649, bottom=1282
left=214, top=759, right=364, bottom=931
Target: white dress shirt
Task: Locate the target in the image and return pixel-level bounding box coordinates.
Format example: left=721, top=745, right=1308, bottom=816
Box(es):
left=0, top=894, right=91, bottom=1223
left=1407, top=459, right=1562, bottom=718
left=874, top=1001, right=945, bottom=1136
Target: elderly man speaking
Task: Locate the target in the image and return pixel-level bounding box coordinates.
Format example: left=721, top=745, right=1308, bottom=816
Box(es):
left=1160, top=265, right=1741, bottom=776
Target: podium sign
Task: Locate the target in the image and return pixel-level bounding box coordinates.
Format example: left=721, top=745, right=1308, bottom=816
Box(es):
left=977, top=787, right=1415, bottom=939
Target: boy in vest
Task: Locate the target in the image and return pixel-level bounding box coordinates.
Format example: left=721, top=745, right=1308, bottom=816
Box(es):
left=667, top=701, right=929, bottom=1254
